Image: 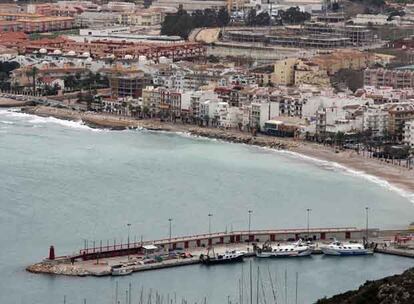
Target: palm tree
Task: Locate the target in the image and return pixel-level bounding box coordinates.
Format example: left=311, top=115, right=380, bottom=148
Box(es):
left=143, top=106, right=149, bottom=118
left=334, top=131, right=345, bottom=148
left=203, top=114, right=209, bottom=127
left=26, top=67, right=39, bottom=95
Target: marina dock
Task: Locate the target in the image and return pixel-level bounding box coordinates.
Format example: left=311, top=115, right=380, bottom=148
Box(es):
left=26, top=227, right=414, bottom=277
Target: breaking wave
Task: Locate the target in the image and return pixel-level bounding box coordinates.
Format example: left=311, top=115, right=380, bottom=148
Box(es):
left=160, top=130, right=414, bottom=204
left=276, top=149, right=414, bottom=204
left=28, top=116, right=100, bottom=131
left=0, top=109, right=100, bottom=131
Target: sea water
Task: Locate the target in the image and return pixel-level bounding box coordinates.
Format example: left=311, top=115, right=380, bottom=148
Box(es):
left=0, top=109, right=413, bottom=304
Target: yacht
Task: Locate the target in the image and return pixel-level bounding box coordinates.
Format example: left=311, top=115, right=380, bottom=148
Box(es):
left=321, top=240, right=373, bottom=256
left=200, top=249, right=244, bottom=265
left=255, top=240, right=312, bottom=258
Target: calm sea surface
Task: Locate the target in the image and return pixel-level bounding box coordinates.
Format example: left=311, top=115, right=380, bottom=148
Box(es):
left=1, top=109, right=413, bottom=304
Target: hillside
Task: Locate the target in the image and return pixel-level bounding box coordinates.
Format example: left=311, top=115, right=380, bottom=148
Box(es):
left=316, top=268, right=414, bottom=304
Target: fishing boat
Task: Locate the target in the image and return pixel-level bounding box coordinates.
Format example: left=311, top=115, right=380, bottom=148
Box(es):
left=255, top=240, right=312, bottom=258
left=199, top=249, right=244, bottom=265
left=111, top=265, right=133, bottom=276
left=321, top=240, right=373, bottom=256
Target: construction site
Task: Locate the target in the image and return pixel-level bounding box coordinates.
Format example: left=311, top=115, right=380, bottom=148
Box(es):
left=222, top=22, right=377, bottom=49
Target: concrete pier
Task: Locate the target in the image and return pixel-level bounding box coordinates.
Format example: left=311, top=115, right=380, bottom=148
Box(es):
left=26, top=227, right=414, bottom=277
left=74, top=227, right=378, bottom=261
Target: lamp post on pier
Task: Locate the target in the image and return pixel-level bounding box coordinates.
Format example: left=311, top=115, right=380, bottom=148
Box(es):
left=248, top=210, right=253, bottom=243
left=168, top=218, right=173, bottom=252
left=127, top=223, right=131, bottom=248
left=306, top=208, right=312, bottom=240
left=208, top=213, right=213, bottom=234
left=127, top=223, right=131, bottom=260
left=365, top=207, right=369, bottom=246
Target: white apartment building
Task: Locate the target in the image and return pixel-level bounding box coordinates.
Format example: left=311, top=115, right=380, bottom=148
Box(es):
left=249, top=101, right=280, bottom=130
left=403, top=120, right=414, bottom=147
left=220, top=106, right=243, bottom=128
left=303, top=95, right=370, bottom=120
left=362, top=106, right=389, bottom=137
left=200, top=100, right=219, bottom=124
left=189, top=90, right=218, bottom=119
left=216, top=102, right=230, bottom=127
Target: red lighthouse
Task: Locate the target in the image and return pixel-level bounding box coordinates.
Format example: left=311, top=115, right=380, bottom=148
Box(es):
left=48, top=246, right=55, bottom=260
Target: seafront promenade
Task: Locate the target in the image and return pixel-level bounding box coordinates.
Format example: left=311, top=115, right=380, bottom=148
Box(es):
left=26, top=227, right=413, bottom=277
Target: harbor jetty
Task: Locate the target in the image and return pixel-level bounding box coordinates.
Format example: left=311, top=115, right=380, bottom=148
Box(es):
left=26, top=227, right=414, bottom=277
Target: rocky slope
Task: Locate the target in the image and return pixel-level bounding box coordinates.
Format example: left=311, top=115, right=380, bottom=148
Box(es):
left=316, top=268, right=414, bottom=304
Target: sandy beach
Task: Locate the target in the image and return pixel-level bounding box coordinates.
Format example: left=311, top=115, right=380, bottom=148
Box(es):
left=19, top=105, right=414, bottom=195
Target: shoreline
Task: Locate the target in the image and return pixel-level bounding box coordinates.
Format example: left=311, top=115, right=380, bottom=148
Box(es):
left=13, top=105, right=414, bottom=198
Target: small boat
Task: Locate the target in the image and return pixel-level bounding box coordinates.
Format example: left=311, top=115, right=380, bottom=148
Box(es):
left=111, top=266, right=133, bottom=276
left=255, top=240, right=312, bottom=258
left=321, top=240, right=373, bottom=256
left=200, top=249, right=244, bottom=265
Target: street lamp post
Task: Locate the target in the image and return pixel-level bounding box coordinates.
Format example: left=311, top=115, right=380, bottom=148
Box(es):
left=248, top=210, right=253, bottom=243
left=365, top=207, right=369, bottom=246
left=208, top=213, right=213, bottom=234
left=127, top=223, right=131, bottom=260
left=306, top=208, right=312, bottom=240
left=168, top=218, right=173, bottom=252
left=127, top=223, right=131, bottom=248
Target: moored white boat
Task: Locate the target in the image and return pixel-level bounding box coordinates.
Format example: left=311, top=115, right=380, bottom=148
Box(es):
left=200, top=249, right=244, bottom=265
left=321, top=240, right=373, bottom=256
left=255, top=240, right=312, bottom=258
left=111, top=266, right=133, bottom=276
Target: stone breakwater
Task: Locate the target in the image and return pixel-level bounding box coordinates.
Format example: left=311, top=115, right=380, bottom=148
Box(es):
left=26, top=261, right=102, bottom=277
left=0, top=98, right=33, bottom=108
left=187, top=128, right=289, bottom=149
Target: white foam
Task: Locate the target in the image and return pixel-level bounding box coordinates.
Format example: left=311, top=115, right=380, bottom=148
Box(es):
left=27, top=116, right=100, bottom=131
left=0, top=108, right=101, bottom=132
left=0, top=120, right=13, bottom=125
left=275, top=149, right=414, bottom=204
left=0, top=109, right=32, bottom=119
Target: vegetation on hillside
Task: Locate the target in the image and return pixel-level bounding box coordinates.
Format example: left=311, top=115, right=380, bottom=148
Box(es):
left=354, top=0, right=385, bottom=6
left=161, top=8, right=230, bottom=39
left=331, top=69, right=364, bottom=92
left=0, top=61, right=20, bottom=91
left=63, top=72, right=109, bottom=92
left=239, top=7, right=311, bottom=26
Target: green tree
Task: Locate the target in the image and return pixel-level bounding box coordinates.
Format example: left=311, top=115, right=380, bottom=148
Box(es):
left=334, top=131, right=345, bottom=148
left=217, top=7, right=230, bottom=27
left=277, top=7, right=311, bottom=25
left=255, top=12, right=271, bottom=26
left=246, top=9, right=257, bottom=26
left=64, top=75, right=76, bottom=91
left=143, top=0, right=152, bottom=8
